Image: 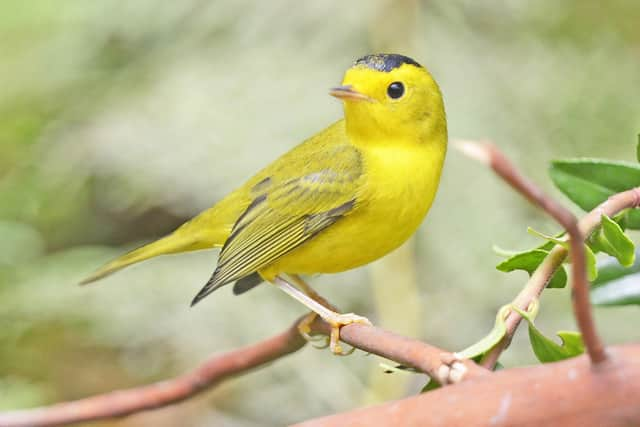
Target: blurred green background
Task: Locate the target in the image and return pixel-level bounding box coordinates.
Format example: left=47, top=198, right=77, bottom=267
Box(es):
left=1, top=1, right=639, bottom=425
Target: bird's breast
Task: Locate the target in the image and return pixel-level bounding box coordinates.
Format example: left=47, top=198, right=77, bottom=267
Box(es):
left=359, top=142, right=442, bottom=238
left=261, top=139, right=446, bottom=276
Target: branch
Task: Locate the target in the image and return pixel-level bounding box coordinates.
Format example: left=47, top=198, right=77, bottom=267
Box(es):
left=296, top=343, right=640, bottom=427
left=479, top=244, right=567, bottom=369
left=309, top=317, right=487, bottom=383
left=0, top=320, right=306, bottom=427
left=0, top=316, right=486, bottom=427
left=455, top=140, right=640, bottom=366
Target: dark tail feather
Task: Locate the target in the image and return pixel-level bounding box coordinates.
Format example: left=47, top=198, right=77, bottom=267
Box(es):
left=191, top=271, right=224, bottom=306
left=191, top=271, right=263, bottom=306
left=232, top=273, right=263, bottom=295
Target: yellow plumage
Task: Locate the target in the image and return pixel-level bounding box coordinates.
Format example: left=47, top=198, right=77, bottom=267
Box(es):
left=81, top=53, right=447, bottom=352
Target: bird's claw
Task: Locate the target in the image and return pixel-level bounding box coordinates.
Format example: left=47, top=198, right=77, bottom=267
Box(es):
left=326, top=312, right=371, bottom=356
left=297, top=311, right=371, bottom=355
left=297, top=312, right=330, bottom=349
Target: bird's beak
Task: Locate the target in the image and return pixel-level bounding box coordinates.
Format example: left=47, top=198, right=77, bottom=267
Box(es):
left=329, top=85, right=374, bottom=102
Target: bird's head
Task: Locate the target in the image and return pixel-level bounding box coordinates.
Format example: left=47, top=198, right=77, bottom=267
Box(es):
left=331, top=53, right=446, bottom=145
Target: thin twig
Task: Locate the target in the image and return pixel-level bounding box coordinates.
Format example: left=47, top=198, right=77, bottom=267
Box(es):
left=479, top=245, right=568, bottom=369
left=456, top=140, right=640, bottom=366
left=0, top=315, right=485, bottom=427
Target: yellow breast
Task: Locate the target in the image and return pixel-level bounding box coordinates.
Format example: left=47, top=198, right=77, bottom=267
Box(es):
left=263, top=138, right=446, bottom=276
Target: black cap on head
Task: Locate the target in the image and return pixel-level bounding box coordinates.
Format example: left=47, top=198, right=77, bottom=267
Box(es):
left=354, top=54, right=423, bottom=72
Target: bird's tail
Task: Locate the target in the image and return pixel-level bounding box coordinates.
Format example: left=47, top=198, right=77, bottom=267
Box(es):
left=79, top=232, right=211, bottom=285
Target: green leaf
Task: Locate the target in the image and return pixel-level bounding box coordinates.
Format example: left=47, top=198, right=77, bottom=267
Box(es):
left=527, top=227, right=568, bottom=247
left=456, top=305, right=510, bottom=359
left=525, top=228, right=596, bottom=279
left=549, top=159, right=640, bottom=228
left=492, top=245, right=519, bottom=258
left=600, top=215, right=635, bottom=267
left=584, top=244, right=598, bottom=282
left=591, top=255, right=640, bottom=306
left=535, top=331, right=585, bottom=362
left=496, top=249, right=567, bottom=288
left=380, top=363, right=420, bottom=375
left=637, top=134, right=640, bottom=163
left=420, top=379, right=441, bottom=393
left=493, top=236, right=558, bottom=258
left=512, top=301, right=585, bottom=363
left=525, top=227, right=597, bottom=280
left=470, top=356, right=504, bottom=371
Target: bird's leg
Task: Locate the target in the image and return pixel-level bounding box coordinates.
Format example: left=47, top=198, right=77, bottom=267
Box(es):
left=289, top=275, right=332, bottom=349
left=273, top=275, right=371, bottom=355
left=290, top=274, right=338, bottom=311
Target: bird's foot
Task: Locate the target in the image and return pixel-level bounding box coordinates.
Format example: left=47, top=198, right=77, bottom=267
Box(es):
left=324, top=312, right=372, bottom=356
left=297, top=312, right=329, bottom=349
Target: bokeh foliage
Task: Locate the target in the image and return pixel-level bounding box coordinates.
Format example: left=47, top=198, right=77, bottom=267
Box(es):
left=1, top=1, right=639, bottom=426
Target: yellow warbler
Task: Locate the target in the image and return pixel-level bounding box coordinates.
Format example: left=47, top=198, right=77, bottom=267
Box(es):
left=81, top=53, right=447, bottom=354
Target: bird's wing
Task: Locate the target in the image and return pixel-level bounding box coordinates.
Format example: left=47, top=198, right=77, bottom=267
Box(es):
left=192, top=143, right=363, bottom=303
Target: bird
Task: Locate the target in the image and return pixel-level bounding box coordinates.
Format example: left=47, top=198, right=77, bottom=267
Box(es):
left=80, top=53, right=448, bottom=354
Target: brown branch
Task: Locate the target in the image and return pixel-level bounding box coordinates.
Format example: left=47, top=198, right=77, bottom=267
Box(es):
left=577, top=187, right=640, bottom=236
left=0, top=316, right=486, bottom=427
left=296, top=343, right=640, bottom=427
left=455, top=140, right=640, bottom=367
left=485, top=144, right=605, bottom=364
left=309, top=318, right=487, bottom=384
left=479, top=245, right=568, bottom=369
left=0, top=320, right=307, bottom=427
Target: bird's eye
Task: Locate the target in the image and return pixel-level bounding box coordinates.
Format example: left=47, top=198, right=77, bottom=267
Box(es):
left=386, top=82, right=405, bottom=99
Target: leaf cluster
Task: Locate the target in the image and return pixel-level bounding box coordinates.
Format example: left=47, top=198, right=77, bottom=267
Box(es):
left=413, top=137, right=640, bottom=392
left=488, top=139, right=640, bottom=366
